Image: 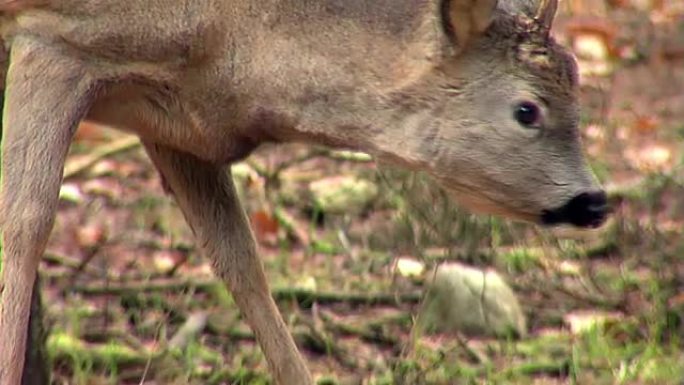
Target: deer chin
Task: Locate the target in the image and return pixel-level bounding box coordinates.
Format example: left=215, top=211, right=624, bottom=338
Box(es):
left=448, top=191, right=540, bottom=224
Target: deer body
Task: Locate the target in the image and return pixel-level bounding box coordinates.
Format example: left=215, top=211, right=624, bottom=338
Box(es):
left=0, top=1, right=608, bottom=384
left=4, top=0, right=458, bottom=166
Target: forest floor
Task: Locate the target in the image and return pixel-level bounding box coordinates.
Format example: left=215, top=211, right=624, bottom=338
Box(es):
left=15, top=1, right=684, bottom=384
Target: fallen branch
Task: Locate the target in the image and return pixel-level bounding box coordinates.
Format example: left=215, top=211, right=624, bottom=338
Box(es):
left=500, top=359, right=571, bottom=378
left=42, top=250, right=113, bottom=281
left=296, top=307, right=359, bottom=370
left=64, top=135, right=141, bottom=179
left=48, top=331, right=154, bottom=369
left=272, top=287, right=423, bottom=307
left=71, top=277, right=219, bottom=296
left=71, top=278, right=423, bottom=306
left=246, top=147, right=372, bottom=184
left=318, top=309, right=402, bottom=347
left=168, top=311, right=209, bottom=350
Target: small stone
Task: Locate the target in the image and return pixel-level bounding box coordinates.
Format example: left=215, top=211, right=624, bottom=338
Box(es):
left=309, top=176, right=378, bottom=215
left=394, top=257, right=425, bottom=278
left=417, top=263, right=526, bottom=338
left=294, top=276, right=317, bottom=291
left=59, top=183, right=84, bottom=203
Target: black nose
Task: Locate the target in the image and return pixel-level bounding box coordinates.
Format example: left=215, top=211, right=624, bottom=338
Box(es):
left=541, top=191, right=609, bottom=228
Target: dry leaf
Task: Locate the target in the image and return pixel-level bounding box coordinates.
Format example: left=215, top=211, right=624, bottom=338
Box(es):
left=76, top=223, right=106, bottom=248
left=633, top=115, right=660, bottom=134
left=250, top=210, right=279, bottom=244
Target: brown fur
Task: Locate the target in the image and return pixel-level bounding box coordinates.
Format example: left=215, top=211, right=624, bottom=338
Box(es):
left=0, top=1, right=600, bottom=384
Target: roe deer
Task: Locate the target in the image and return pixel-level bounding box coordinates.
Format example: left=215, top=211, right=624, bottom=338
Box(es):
left=0, top=0, right=609, bottom=383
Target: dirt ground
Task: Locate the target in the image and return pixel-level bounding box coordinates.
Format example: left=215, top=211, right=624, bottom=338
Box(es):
left=9, top=1, right=684, bottom=384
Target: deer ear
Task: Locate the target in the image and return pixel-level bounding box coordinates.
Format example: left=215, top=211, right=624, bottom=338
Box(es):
left=497, top=0, right=558, bottom=33
left=534, top=0, right=558, bottom=34
left=447, top=0, right=498, bottom=50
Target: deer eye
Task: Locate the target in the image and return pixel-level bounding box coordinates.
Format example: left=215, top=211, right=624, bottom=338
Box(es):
left=514, top=101, right=542, bottom=128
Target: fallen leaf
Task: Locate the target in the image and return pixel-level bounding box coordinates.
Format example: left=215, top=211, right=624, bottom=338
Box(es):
left=76, top=224, right=106, bottom=249
left=633, top=115, right=660, bottom=134
left=250, top=210, right=279, bottom=243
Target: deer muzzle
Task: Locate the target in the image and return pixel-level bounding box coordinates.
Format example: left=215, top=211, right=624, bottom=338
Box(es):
left=541, top=190, right=609, bottom=228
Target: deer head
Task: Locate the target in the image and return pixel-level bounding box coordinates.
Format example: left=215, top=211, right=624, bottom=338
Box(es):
left=366, top=0, right=606, bottom=227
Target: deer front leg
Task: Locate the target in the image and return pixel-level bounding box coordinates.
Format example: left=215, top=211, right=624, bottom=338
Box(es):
left=142, top=143, right=314, bottom=385
left=0, top=38, right=97, bottom=385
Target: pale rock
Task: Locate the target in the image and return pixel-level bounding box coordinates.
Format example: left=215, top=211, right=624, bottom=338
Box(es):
left=59, top=183, right=84, bottom=203
left=294, top=276, right=317, bottom=291
left=394, top=257, right=426, bottom=278
left=309, top=176, right=378, bottom=215
left=417, top=263, right=527, bottom=338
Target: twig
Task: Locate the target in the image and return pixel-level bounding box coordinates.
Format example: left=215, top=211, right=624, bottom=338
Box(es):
left=272, top=287, right=423, bottom=307
left=168, top=311, right=209, bottom=350
left=318, top=309, right=400, bottom=347
left=328, top=150, right=373, bottom=162
left=42, top=250, right=109, bottom=278
left=64, top=135, right=141, bottom=179
left=80, top=328, right=147, bottom=352
left=550, top=279, right=624, bottom=309
left=246, top=147, right=372, bottom=184
left=272, top=148, right=372, bottom=178
left=71, top=278, right=424, bottom=306
left=297, top=308, right=359, bottom=370
left=273, top=206, right=310, bottom=245
left=71, top=277, right=219, bottom=296
left=271, top=147, right=331, bottom=177
left=500, top=360, right=571, bottom=378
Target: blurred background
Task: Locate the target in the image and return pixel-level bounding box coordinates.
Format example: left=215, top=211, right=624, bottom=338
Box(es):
left=10, top=0, right=684, bottom=384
